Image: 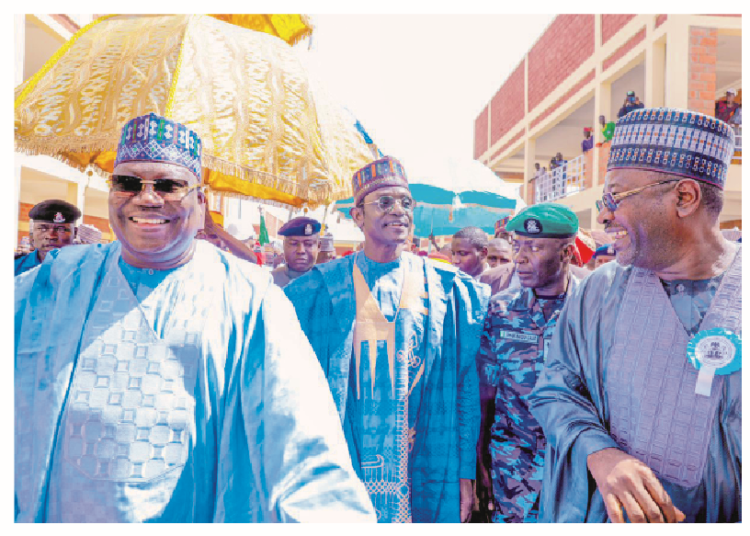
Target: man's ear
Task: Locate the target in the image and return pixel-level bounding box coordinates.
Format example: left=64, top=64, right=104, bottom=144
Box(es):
left=674, top=179, right=701, bottom=219
left=350, top=206, right=364, bottom=230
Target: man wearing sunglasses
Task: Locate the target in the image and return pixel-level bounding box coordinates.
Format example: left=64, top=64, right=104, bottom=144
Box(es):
left=14, top=113, right=374, bottom=523
left=285, top=156, right=490, bottom=523
left=475, top=203, right=580, bottom=523
left=14, top=199, right=81, bottom=276
left=529, top=108, right=741, bottom=523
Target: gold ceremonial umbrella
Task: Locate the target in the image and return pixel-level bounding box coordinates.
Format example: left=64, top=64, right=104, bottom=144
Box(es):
left=14, top=14, right=373, bottom=208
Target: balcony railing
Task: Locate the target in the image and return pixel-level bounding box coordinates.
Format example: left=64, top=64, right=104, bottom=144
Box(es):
left=732, top=125, right=741, bottom=162
left=534, top=154, right=586, bottom=203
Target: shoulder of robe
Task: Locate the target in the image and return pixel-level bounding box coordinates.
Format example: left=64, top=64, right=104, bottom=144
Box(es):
left=207, top=242, right=273, bottom=295
left=569, top=259, right=633, bottom=311
left=46, top=243, right=113, bottom=281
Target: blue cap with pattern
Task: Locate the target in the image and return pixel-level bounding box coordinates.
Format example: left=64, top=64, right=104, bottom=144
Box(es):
left=607, top=108, right=735, bottom=189
left=352, top=156, right=409, bottom=205
left=115, top=113, right=202, bottom=179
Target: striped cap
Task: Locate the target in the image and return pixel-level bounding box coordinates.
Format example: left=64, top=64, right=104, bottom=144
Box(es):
left=607, top=108, right=735, bottom=189
left=115, top=113, right=202, bottom=179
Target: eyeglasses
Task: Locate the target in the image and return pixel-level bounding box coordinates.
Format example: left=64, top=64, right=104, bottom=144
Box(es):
left=34, top=224, right=73, bottom=235
left=108, top=175, right=203, bottom=201
left=595, top=179, right=680, bottom=213
left=358, top=195, right=416, bottom=213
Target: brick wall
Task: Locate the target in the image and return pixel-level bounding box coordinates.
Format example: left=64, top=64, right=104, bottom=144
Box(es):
left=598, top=140, right=612, bottom=182
left=530, top=69, right=596, bottom=131
left=83, top=214, right=111, bottom=236
left=474, top=106, right=489, bottom=159
left=490, top=60, right=526, bottom=146
left=688, top=27, right=718, bottom=116
left=656, top=14, right=668, bottom=28
left=527, top=15, right=595, bottom=113
left=602, top=15, right=636, bottom=44
left=526, top=178, right=536, bottom=206
left=602, top=27, right=646, bottom=72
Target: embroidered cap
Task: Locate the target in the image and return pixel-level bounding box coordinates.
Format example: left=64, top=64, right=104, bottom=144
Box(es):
left=506, top=202, right=578, bottom=238
left=352, top=156, right=409, bottom=206
left=278, top=216, right=321, bottom=237
left=29, top=199, right=81, bottom=224
left=115, top=113, right=203, bottom=180
left=607, top=107, right=735, bottom=189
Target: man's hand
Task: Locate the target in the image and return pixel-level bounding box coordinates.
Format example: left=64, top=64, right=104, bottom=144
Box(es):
left=587, top=448, right=685, bottom=523
left=459, top=478, right=474, bottom=522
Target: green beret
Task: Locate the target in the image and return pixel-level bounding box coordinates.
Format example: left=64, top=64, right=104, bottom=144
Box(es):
left=507, top=202, right=578, bottom=238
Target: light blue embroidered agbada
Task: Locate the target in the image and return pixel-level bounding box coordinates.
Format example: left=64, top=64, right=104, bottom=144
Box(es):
left=529, top=247, right=741, bottom=523
left=284, top=252, right=490, bottom=523
left=15, top=240, right=375, bottom=523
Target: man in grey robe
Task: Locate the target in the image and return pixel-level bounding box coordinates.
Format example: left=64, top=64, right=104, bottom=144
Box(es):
left=529, top=108, right=741, bottom=523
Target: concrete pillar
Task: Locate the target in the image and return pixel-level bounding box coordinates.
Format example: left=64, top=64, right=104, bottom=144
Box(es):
left=665, top=16, right=690, bottom=109
left=65, top=181, right=85, bottom=223
left=592, top=81, right=611, bottom=187
left=523, top=138, right=536, bottom=205
left=646, top=37, right=667, bottom=108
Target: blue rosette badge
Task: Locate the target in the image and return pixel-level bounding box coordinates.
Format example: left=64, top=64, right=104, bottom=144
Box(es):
left=687, top=328, right=742, bottom=396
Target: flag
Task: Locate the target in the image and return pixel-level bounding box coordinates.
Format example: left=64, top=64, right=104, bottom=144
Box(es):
left=258, top=213, right=270, bottom=246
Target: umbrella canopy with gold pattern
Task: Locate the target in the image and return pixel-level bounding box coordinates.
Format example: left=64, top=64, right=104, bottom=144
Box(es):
left=15, top=14, right=373, bottom=208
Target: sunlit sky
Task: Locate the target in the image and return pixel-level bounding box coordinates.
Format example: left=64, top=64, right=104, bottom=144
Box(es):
left=296, top=14, right=555, bottom=168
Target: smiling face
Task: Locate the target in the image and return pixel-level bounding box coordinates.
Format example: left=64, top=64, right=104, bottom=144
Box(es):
left=512, top=236, right=572, bottom=292
left=352, top=186, right=413, bottom=249
left=284, top=235, right=320, bottom=272
left=109, top=161, right=205, bottom=269
left=596, top=169, right=680, bottom=270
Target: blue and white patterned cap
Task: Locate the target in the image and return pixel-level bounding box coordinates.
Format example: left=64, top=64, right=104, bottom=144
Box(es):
left=115, top=113, right=202, bottom=179
left=607, top=108, right=735, bottom=189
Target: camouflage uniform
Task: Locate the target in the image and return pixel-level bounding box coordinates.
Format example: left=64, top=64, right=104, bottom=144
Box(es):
left=477, top=274, right=580, bottom=522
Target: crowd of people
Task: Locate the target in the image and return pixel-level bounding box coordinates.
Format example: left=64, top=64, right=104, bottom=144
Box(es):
left=14, top=106, right=741, bottom=523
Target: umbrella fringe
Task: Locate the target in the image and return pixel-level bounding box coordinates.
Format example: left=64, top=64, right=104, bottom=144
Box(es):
left=14, top=141, right=351, bottom=208
left=203, top=154, right=349, bottom=207
left=14, top=141, right=109, bottom=176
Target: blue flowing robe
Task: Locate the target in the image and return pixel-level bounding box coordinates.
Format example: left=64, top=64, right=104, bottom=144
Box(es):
left=528, top=259, right=741, bottom=523
left=284, top=252, right=489, bottom=522
left=15, top=251, right=42, bottom=276
left=15, top=241, right=375, bottom=522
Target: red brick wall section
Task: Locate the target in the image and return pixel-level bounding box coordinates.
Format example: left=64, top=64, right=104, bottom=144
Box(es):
left=602, top=15, right=637, bottom=44
left=490, top=59, right=526, bottom=146
left=498, top=171, right=524, bottom=182
left=602, top=27, right=646, bottom=72
left=688, top=27, right=718, bottom=116
left=656, top=14, right=668, bottom=28
left=474, top=106, right=489, bottom=159
left=490, top=130, right=525, bottom=162
left=527, top=15, right=595, bottom=113
left=530, top=69, right=596, bottom=131
left=83, top=214, right=111, bottom=236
